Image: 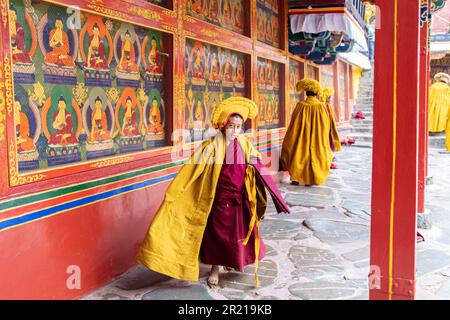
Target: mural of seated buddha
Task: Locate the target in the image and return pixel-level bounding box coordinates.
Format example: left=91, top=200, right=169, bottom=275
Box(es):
left=235, top=59, right=244, bottom=84
left=89, top=96, right=112, bottom=143
left=147, top=97, right=164, bottom=134
left=146, top=36, right=162, bottom=75
left=118, top=30, right=139, bottom=73
left=49, top=96, right=78, bottom=146
left=45, top=17, right=75, bottom=68
left=87, top=23, right=108, bottom=71
left=9, top=5, right=33, bottom=65
left=209, top=52, right=220, bottom=81
left=121, top=96, right=140, bottom=137
left=222, top=56, right=233, bottom=82
left=14, top=101, right=35, bottom=152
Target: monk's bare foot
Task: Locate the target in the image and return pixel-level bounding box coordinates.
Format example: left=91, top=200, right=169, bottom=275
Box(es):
left=223, top=266, right=233, bottom=272
left=207, top=265, right=219, bottom=287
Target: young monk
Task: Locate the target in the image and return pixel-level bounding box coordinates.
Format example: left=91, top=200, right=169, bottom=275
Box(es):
left=321, top=87, right=341, bottom=169
left=280, top=79, right=332, bottom=186
left=137, top=96, right=290, bottom=287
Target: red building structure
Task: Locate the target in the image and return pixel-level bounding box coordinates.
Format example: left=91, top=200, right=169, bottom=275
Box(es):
left=0, top=0, right=440, bottom=299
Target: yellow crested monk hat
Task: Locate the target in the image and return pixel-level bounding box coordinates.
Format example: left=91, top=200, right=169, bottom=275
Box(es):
left=319, top=87, right=335, bottom=103
left=434, top=72, right=450, bottom=84
left=211, top=96, right=258, bottom=129
left=296, top=78, right=323, bottom=96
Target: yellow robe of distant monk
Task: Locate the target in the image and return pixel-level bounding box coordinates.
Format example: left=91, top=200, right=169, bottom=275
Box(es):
left=281, top=95, right=332, bottom=185
left=447, top=118, right=450, bottom=151
left=429, top=81, right=450, bottom=132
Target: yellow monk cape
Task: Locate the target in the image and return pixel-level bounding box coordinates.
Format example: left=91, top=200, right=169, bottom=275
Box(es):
left=447, top=107, right=450, bottom=151
left=136, top=134, right=268, bottom=283
left=429, top=81, right=450, bottom=132
left=281, top=96, right=332, bottom=185
left=327, top=102, right=342, bottom=153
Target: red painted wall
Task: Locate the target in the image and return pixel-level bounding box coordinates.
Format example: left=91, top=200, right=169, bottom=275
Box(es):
left=0, top=181, right=168, bottom=300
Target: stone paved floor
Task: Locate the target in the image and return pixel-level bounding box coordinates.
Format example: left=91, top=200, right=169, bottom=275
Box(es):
left=82, top=145, right=450, bottom=300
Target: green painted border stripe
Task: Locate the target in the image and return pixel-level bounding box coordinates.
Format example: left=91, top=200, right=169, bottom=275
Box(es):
left=0, top=160, right=184, bottom=211
left=256, top=137, right=284, bottom=147
left=0, top=137, right=284, bottom=211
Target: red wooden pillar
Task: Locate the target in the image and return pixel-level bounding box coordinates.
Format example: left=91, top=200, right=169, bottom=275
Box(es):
left=418, top=1, right=430, bottom=214
left=0, top=13, right=9, bottom=196
left=369, top=0, right=421, bottom=300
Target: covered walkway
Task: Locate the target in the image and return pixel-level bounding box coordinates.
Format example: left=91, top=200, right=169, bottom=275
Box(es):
left=82, top=144, right=450, bottom=300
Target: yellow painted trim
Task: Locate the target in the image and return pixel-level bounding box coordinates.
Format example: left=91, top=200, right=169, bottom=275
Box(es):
left=389, top=0, right=399, bottom=300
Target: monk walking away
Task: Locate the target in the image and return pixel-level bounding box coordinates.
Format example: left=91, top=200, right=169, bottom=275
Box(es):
left=321, top=87, right=342, bottom=169
left=429, top=72, right=450, bottom=134
left=136, top=97, right=290, bottom=288
left=280, top=79, right=332, bottom=186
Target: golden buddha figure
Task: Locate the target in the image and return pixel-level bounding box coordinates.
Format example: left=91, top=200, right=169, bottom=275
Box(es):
left=223, top=55, right=232, bottom=82
left=147, top=36, right=162, bottom=74
left=87, top=23, right=108, bottom=70
left=45, top=17, right=75, bottom=67
left=235, top=59, right=244, bottom=84
left=89, top=96, right=111, bottom=143
left=195, top=99, right=204, bottom=122
left=148, top=97, right=164, bottom=134
left=209, top=52, right=220, bottom=81
left=49, top=96, right=78, bottom=146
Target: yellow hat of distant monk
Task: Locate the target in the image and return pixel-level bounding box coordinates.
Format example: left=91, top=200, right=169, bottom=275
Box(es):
left=321, top=87, right=335, bottom=102
left=211, top=96, right=258, bottom=129
left=296, top=78, right=323, bottom=96
left=434, top=72, right=450, bottom=84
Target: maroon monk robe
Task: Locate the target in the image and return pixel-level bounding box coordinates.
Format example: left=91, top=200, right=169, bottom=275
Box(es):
left=200, top=138, right=290, bottom=270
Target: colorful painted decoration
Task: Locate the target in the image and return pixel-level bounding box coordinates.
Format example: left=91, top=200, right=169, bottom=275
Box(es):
left=37, top=6, right=78, bottom=85
left=42, top=86, right=82, bottom=167
left=186, top=0, right=245, bottom=35
left=83, top=88, right=115, bottom=160
left=79, top=15, right=113, bottom=87
left=9, top=2, right=37, bottom=84
left=185, top=39, right=247, bottom=139
left=257, top=0, right=280, bottom=48
left=431, top=54, right=450, bottom=77
left=288, top=59, right=303, bottom=120
left=257, top=57, right=282, bottom=130
left=338, top=62, right=347, bottom=122
left=114, top=24, right=141, bottom=87
left=8, top=0, right=168, bottom=173
left=115, top=87, right=144, bottom=152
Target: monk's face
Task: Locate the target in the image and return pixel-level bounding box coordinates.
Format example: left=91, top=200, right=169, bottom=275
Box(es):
left=93, top=27, right=100, bottom=36
left=224, top=115, right=243, bottom=141
left=95, top=100, right=102, bottom=109
left=152, top=99, right=158, bottom=108
left=126, top=99, right=132, bottom=108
